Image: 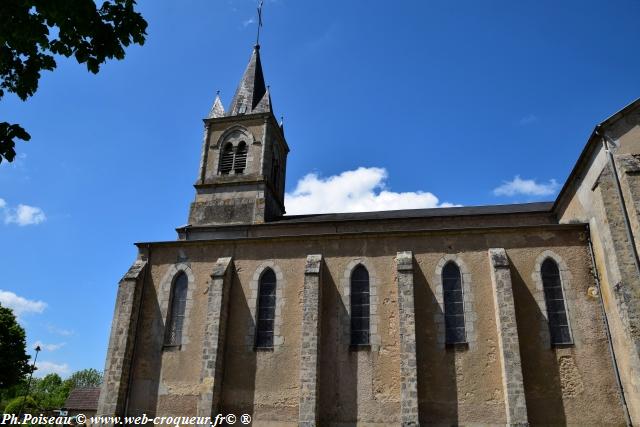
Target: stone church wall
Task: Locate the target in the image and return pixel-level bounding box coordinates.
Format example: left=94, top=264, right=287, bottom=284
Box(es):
left=556, top=108, right=640, bottom=423
left=121, top=226, right=625, bottom=425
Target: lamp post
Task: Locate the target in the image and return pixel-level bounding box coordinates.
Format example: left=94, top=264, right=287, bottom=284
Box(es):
left=17, top=345, right=41, bottom=420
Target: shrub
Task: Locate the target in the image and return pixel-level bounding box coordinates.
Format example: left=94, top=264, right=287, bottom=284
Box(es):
left=4, top=395, right=38, bottom=415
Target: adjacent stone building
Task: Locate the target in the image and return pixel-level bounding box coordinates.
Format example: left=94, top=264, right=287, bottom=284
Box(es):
left=97, top=41, right=640, bottom=426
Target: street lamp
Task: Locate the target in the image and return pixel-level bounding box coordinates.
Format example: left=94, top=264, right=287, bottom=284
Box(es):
left=17, top=345, right=41, bottom=420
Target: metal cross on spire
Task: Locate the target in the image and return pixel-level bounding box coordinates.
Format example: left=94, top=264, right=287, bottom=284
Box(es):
left=255, top=0, right=264, bottom=46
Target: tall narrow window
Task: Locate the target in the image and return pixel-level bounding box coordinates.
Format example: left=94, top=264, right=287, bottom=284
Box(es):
left=350, top=265, right=370, bottom=346
left=541, top=258, right=572, bottom=345
left=443, top=262, right=466, bottom=344
left=219, top=143, right=234, bottom=175
left=166, top=272, right=188, bottom=346
left=272, top=155, right=280, bottom=192
left=234, top=142, right=247, bottom=174
left=256, top=268, right=276, bottom=348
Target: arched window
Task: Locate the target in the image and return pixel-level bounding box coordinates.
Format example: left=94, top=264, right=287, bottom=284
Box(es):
left=350, top=265, right=370, bottom=346
left=443, top=262, right=466, bottom=344
left=234, top=141, right=247, bottom=174
left=219, top=142, right=234, bottom=175
left=165, top=272, right=188, bottom=346
left=255, top=268, right=276, bottom=348
left=541, top=258, right=572, bottom=345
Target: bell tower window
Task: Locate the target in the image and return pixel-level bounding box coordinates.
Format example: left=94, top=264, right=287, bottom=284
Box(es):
left=219, top=141, right=248, bottom=175
left=234, top=142, right=247, bottom=174
left=219, top=143, right=234, bottom=175
left=271, top=147, right=281, bottom=192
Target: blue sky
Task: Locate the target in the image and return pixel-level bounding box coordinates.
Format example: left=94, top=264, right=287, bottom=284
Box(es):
left=1, top=0, right=639, bottom=377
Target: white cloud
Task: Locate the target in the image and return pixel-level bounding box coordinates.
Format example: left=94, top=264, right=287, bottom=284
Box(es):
left=4, top=203, right=46, bottom=226
left=33, top=340, right=66, bottom=352
left=493, top=175, right=560, bottom=197
left=34, top=361, right=71, bottom=377
left=0, top=290, right=47, bottom=318
left=518, top=114, right=538, bottom=125
left=47, top=324, right=75, bottom=336
left=285, top=167, right=457, bottom=215
left=243, top=17, right=255, bottom=27
left=0, top=198, right=5, bottom=208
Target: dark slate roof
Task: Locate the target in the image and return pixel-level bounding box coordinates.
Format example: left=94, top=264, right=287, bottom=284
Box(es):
left=227, top=45, right=272, bottom=116
left=208, top=93, right=225, bottom=118
left=273, top=202, right=555, bottom=224
left=64, top=387, right=100, bottom=411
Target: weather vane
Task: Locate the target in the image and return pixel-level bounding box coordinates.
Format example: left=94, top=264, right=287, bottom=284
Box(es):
left=256, top=0, right=264, bottom=46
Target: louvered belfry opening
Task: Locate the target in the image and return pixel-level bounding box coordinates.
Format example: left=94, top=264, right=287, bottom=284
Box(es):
left=443, top=262, right=466, bottom=344
left=256, top=268, right=276, bottom=349
left=541, top=258, right=572, bottom=345
left=350, top=264, right=370, bottom=346
left=165, top=272, right=188, bottom=346
left=234, top=141, right=248, bottom=174
left=219, top=143, right=234, bottom=175
left=271, top=149, right=280, bottom=192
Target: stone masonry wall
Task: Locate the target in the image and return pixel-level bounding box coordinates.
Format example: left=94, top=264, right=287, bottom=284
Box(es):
left=487, top=248, right=528, bottom=425
left=116, top=228, right=626, bottom=425
left=596, top=160, right=640, bottom=421
left=395, top=251, right=419, bottom=426
left=97, top=259, right=147, bottom=416
left=298, top=255, right=323, bottom=426
left=197, top=257, right=233, bottom=419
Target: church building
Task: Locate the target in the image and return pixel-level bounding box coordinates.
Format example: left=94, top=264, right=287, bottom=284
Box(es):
left=97, top=39, right=640, bottom=426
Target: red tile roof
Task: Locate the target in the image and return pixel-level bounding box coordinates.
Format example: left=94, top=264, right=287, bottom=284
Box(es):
left=64, top=387, right=100, bottom=411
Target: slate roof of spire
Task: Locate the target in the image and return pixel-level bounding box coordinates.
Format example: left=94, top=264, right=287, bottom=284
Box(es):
left=208, top=93, right=225, bottom=118
left=254, top=86, right=272, bottom=113
left=227, top=45, right=272, bottom=116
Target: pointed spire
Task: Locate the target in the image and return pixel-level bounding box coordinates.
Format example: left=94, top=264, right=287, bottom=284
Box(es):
left=228, top=45, right=269, bottom=116
left=208, top=91, right=225, bottom=118
left=253, top=86, right=272, bottom=114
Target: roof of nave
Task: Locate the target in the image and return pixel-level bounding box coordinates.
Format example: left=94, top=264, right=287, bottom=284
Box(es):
left=272, top=202, right=555, bottom=224
left=151, top=201, right=578, bottom=244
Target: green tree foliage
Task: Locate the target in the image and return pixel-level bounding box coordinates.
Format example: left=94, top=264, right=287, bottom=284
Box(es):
left=1, top=369, right=104, bottom=411
left=65, top=368, right=103, bottom=389
left=0, top=304, right=31, bottom=389
left=31, top=374, right=72, bottom=410
left=0, top=381, right=27, bottom=413
left=0, top=0, right=148, bottom=163
left=3, top=395, right=37, bottom=415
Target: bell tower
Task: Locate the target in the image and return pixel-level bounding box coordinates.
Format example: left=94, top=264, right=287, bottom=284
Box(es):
left=188, top=44, right=289, bottom=226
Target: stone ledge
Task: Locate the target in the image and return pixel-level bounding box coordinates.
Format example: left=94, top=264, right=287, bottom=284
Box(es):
left=304, top=254, right=322, bottom=274
left=489, top=247, right=509, bottom=268
left=211, top=257, right=233, bottom=278
left=121, top=260, right=147, bottom=281
left=396, top=251, right=414, bottom=271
